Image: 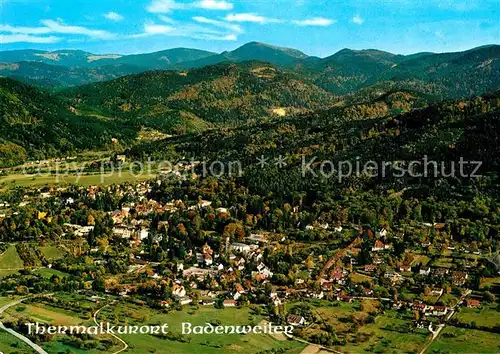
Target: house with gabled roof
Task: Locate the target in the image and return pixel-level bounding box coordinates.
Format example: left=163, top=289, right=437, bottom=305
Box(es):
left=287, top=314, right=306, bottom=327
left=372, top=240, right=386, bottom=252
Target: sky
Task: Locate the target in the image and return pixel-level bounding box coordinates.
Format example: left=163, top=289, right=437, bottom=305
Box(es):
left=0, top=0, right=499, bottom=57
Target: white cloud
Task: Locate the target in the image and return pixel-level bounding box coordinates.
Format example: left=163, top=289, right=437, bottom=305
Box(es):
left=224, top=13, right=281, bottom=24
left=40, top=19, right=114, bottom=38
left=0, top=19, right=114, bottom=42
left=104, top=12, right=124, bottom=22
left=197, top=0, right=233, bottom=10
left=144, top=23, right=175, bottom=35
left=159, top=15, right=176, bottom=23
left=293, top=17, right=335, bottom=27
left=192, top=16, right=243, bottom=33
left=0, top=24, right=51, bottom=34
left=133, top=21, right=238, bottom=41
left=225, top=13, right=264, bottom=23
left=147, top=0, right=233, bottom=13
left=147, top=0, right=185, bottom=13
left=0, top=33, right=61, bottom=44
left=351, top=14, right=364, bottom=25
left=198, top=33, right=237, bottom=41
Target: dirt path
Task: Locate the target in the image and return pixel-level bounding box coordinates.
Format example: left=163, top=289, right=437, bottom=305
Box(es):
left=418, top=289, right=472, bottom=354
left=93, top=301, right=128, bottom=354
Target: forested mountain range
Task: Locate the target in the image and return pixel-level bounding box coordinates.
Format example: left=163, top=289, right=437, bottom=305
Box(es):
left=0, top=48, right=216, bottom=69
left=127, top=89, right=500, bottom=202
left=1, top=43, right=498, bottom=97
left=62, top=61, right=337, bottom=125
left=301, top=45, right=500, bottom=97
left=177, top=41, right=310, bottom=68
left=0, top=42, right=498, bottom=169
left=0, top=61, right=144, bottom=90
left=0, top=61, right=335, bottom=165
left=0, top=78, right=136, bottom=166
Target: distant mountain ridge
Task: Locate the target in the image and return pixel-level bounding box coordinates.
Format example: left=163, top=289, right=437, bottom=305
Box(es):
left=0, top=42, right=498, bottom=99
left=0, top=42, right=308, bottom=69
left=62, top=61, right=337, bottom=126
left=0, top=78, right=137, bottom=166
left=0, top=61, right=144, bottom=89
left=3, top=42, right=495, bottom=70
left=177, top=41, right=311, bottom=68
left=0, top=60, right=339, bottom=165
left=0, top=48, right=216, bottom=69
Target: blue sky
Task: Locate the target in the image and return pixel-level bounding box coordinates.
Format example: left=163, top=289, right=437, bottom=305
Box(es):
left=1, top=0, right=498, bottom=56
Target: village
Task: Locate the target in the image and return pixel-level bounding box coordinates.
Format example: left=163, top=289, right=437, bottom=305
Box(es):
left=0, top=174, right=498, bottom=353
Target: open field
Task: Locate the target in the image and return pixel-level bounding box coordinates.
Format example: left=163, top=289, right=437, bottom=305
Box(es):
left=455, top=304, right=500, bottom=328
left=430, top=257, right=455, bottom=268
left=0, top=331, right=36, bottom=354
left=5, top=303, right=88, bottom=325
left=0, top=171, right=156, bottom=190
left=0, top=296, right=22, bottom=307
left=339, top=314, right=429, bottom=353
left=3, top=296, right=123, bottom=354
left=350, top=272, right=374, bottom=284
left=480, top=277, right=500, bottom=292
left=0, top=246, right=24, bottom=269
left=410, top=254, right=430, bottom=266
left=0, top=296, right=40, bottom=354
left=33, top=267, right=70, bottom=278
left=291, top=299, right=428, bottom=353
left=429, top=326, right=500, bottom=353
left=97, top=301, right=306, bottom=354
left=39, top=245, right=67, bottom=261
left=2, top=293, right=305, bottom=354
left=0, top=269, right=20, bottom=278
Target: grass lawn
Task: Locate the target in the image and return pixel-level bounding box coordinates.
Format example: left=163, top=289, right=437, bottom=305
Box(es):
left=400, top=293, right=418, bottom=302
left=420, top=295, right=441, bottom=305
left=0, top=246, right=24, bottom=269
left=455, top=304, right=499, bottom=328
left=0, top=296, right=21, bottom=307
left=33, top=267, right=70, bottom=278
left=97, top=302, right=305, bottom=354
left=39, top=245, right=67, bottom=261
left=429, top=326, right=500, bottom=353
left=480, top=277, right=500, bottom=292
left=0, top=170, right=156, bottom=190
left=309, top=300, right=366, bottom=335
left=3, top=297, right=123, bottom=354
left=5, top=303, right=90, bottom=325
left=0, top=269, right=20, bottom=278
left=439, top=293, right=459, bottom=306
left=430, top=257, right=455, bottom=269
left=40, top=342, right=105, bottom=354
left=339, top=314, right=428, bottom=353
left=350, top=272, right=374, bottom=284
left=0, top=331, right=36, bottom=354
left=295, top=300, right=428, bottom=353
left=410, top=254, right=430, bottom=266
left=290, top=299, right=374, bottom=336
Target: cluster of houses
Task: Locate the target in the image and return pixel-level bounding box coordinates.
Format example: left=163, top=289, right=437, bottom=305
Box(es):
left=362, top=261, right=470, bottom=288
left=24, top=156, right=78, bottom=166
left=412, top=302, right=449, bottom=317
left=7, top=178, right=491, bottom=338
